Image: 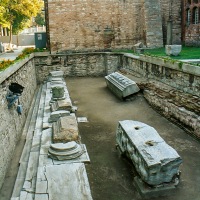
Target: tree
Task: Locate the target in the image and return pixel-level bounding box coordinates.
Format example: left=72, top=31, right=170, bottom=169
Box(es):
left=0, top=0, right=42, bottom=50
left=35, top=11, right=45, bottom=26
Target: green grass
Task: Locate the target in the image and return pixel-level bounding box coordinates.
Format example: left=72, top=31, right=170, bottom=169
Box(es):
left=112, top=47, right=200, bottom=60
left=144, top=47, right=200, bottom=60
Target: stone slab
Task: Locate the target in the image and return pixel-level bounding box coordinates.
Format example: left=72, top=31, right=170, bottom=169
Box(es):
left=35, top=194, right=49, bottom=200
left=52, top=115, right=79, bottom=143
left=19, top=139, right=32, bottom=163
left=36, top=180, right=48, bottom=194
left=134, top=176, right=177, bottom=198
left=48, top=110, right=70, bottom=122
left=49, top=71, right=64, bottom=77
left=45, top=163, right=93, bottom=200
left=11, top=178, right=25, bottom=198
left=77, top=117, right=88, bottom=123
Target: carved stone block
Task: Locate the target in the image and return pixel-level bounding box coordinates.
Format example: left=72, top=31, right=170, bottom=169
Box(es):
left=48, top=110, right=70, bottom=122
left=48, top=142, right=85, bottom=160
left=51, top=99, right=72, bottom=112
left=116, top=120, right=182, bottom=186
left=52, top=115, right=79, bottom=143
left=51, top=85, right=65, bottom=99
left=105, top=72, right=140, bottom=99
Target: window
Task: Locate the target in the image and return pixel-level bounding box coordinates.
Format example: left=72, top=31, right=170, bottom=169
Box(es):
left=193, top=7, right=199, bottom=24
left=186, top=9, right=191, bottom=25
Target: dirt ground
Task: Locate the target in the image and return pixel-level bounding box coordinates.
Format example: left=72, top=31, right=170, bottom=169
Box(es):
left=66, top=77, right=200, bottom=200
left=1, top=76, right=200, bottom=200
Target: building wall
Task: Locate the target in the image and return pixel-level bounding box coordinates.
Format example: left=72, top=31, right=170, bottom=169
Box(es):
left=183, top=0, right=200, bottom=46
left=47, top=0, right=163, bottom=52
left=0, top=57, right=37, bottom=189
left=159, top=0, right=182, bottom=45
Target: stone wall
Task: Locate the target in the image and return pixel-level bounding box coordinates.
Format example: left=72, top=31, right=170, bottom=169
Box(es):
left=0, top=56, right=37, bottom=189
left=35, top=52, right=121, bottom=83
left=123, top=54, right=200, bottom=97
left=47, top=0, right=164, bottom=52
left=159, top=0, right=182, bottom=45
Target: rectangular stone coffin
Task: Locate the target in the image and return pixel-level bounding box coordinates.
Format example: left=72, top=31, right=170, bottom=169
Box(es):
left=105, top=72, right=140, bottom=99
left=116, top=120, right=182, bottom=186
left=52, top=115, right=79, bottom=143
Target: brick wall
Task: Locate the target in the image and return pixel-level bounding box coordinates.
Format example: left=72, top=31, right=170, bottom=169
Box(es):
left=47, top=0, right=165, bottom=52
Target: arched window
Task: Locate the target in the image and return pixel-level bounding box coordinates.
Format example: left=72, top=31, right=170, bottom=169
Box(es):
left=186, top=8, right=191, bottom=25
left=193, top=7, right=199, bottom=24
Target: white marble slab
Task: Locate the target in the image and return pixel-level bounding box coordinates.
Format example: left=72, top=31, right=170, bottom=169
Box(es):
left=45, top=163, right=93, bottom=200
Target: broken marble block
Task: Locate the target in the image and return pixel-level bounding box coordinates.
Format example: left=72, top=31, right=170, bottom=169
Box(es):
left=52, top=115, right=79, bottom=143
left=48, top=110, right=70, bottom=122
left=48, top=142, right=85, bottom=160
left=51, top=99, right=72, bottom=112
left=105, top=72, right=140, bottom=99
left=116, top=120, right=182, bottom=186
left=52, top=85, right=65, bottom=99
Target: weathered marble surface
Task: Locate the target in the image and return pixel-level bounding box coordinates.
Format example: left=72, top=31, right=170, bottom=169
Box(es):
left=48, top=110, right=70, bottom=122
left=48, top=142, right=85, bottom=160
left=45, top=163, right=93, bottom=200
left=165, top=45, right=182, bottom=56
left=51, top=85, right=65, bottom=99
left=50, top=99, right=72, bottom=112
left=52, top=115, right=79, bottom=143
left=105, top=72, right=140, bottom=99
left=116, top=120, right=182, bottom=186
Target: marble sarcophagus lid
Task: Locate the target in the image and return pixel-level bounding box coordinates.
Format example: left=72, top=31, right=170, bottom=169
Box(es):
left=116, top=120, right=182, bottom=186
left=105, top=72, right=140, bottom=99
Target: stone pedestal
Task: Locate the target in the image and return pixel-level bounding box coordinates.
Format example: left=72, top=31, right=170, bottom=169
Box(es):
left=105, top=72, right=140, bottom=99
left=165, top=45, right=182, bottom=56
left=52, top=115, right=79, bottom=143
left=52, top=85, right=65, bottom=99
left=48, top=142, right=84, bottom=160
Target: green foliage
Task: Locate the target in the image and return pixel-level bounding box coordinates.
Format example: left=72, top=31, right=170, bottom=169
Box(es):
left=35, top=12, right=45, bottom=26
left=0, top=48, right=46, bottom=71
left=0, top=60, right=14, bottom=71
left=0, top=0, right=42, bottom=35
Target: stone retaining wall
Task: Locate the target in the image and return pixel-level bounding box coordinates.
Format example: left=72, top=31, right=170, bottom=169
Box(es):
left=34, top=52, right=121, bottom=83
left=0, top=55, right=37, bottom=189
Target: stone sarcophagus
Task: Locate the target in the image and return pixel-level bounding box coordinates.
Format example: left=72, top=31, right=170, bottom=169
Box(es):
left=105, top=72, right=140, bottom=99
left=116, top=120, right=182, bottom=186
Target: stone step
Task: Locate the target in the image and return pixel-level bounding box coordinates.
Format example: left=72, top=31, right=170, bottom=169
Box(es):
left=11, top=84, right=47, bottom=199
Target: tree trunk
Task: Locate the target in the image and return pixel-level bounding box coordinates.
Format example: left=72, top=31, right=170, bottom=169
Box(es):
left=8, top=24, right=14, bottom=51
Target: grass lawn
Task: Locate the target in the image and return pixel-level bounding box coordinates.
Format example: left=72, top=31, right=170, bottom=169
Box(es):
left=112, top=47, right=200, bottom=60
left=144, top=46, right=200, bottom=60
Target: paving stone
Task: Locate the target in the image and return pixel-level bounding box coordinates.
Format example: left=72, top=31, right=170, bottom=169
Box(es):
left=38, top=155, right=53, bottom=167
left=19, top=139, right=32, bottom=163
left=45, top=163, right=93, bottom=200
left=35, top=194, right=49, bottom=200
left=11, top=178, right=25, bottom=198
left=36, top=180, right=48, bottom=193
left=31, top=136, right=41, bottom=152
left=51, top=99, right=72, bottom=112
left=37, top=166, right=47, bottom=181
